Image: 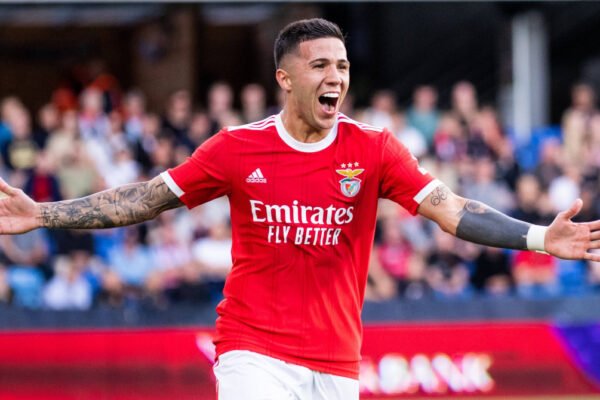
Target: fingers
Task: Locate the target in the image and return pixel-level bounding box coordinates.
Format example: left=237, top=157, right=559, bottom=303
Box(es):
left=560, top=198, right=583, bottom=220
left=588, top=240, right=600, bottom=250
left=0, top=177, right=15, bottom=197
left=590, top=230, right=600, bottom=241
left=584, top=220, right=600, bottom=232
left=584, top=251, right=600, bottom=263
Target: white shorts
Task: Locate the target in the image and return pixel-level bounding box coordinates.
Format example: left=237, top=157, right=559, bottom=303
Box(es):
left=213, top=350, right=359, bottom=400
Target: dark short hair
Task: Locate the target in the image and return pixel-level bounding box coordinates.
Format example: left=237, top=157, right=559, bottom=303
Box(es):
left=274, top=18, right=345, bottom=69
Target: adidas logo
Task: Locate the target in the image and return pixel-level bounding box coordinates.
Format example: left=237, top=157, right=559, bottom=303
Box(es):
left=246, top=168, right=267, bottom=183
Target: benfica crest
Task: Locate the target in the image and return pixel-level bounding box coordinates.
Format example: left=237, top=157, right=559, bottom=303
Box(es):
left=336, top=163, right=364, bottom=197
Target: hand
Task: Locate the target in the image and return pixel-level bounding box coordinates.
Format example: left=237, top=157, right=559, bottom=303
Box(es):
left=0, top=177, right=40, bottom=234
left=545, top=199, right=600, bottom=261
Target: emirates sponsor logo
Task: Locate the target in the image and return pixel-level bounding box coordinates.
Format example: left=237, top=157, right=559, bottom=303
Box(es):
left=249, top=199, right=354, bottom=246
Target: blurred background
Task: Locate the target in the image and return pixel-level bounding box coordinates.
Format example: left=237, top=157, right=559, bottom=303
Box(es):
left=1, top=2, right=600, bottom=399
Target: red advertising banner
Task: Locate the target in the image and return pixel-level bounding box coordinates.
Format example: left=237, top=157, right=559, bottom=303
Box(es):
left=0, top=322, right=597, bottom=399
left=360, top=322, right=599, bottom=397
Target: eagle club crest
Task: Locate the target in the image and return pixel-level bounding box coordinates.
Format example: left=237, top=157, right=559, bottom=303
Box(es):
left=336, top=163, right=364, bottom=197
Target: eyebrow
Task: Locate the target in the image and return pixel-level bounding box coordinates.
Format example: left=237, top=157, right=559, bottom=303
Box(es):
left=309, top=58, right=350, bottom=65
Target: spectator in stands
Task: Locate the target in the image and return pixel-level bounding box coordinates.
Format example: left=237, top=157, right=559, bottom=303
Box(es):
left=471, top=247, right=513, bottom=297
left=24, top=151, right=62, bottom=203
left=392, top=111, right=427, bottom=158
left=512, top=249, right=559, bottom=298
left=0, top=229, right=49, bottom=308
left=425, top=228, right=474, bottom=299
left=0, top=97, right=22, bottom=150
left=0, top=264, right=11, bottom=304
left=360, top=89, right=396, bottom=129
left=46, top=109, right=79, bottom=168
left=132, top=113, right=160, bottom=175
left=240, top=83, right=268, bottom=123
left=365, top=250, right=398, bottom=301
left=473, top=106, right=507, bottom=159
left=146, top=212, right=199, bottom=305
left=534, top=138, right=564, bottom=190
left=34, top=103, right=60, bottom=149
left=548, top=163, right=581, bottom=213
left=461, top=157, right=514, bottom=214
left=101, top=227, right=156, bottom=306
left=583, top=112, right=600, bottom=172
left=162, top=89, right=192, bottom=143
left=86, top=59, right=122, bottom=113
left=451, top=81, right=479, bottom=131
left=587, top=250, right=600, bottom=292
left=192, top=219, right=233, bottom=303
left=56, top=141, right=102, bottom=199
left=374, top=217, right=427, bottom=300
left=186, top=110, right=212, bottom=150
left=433, top=112, right=467, bottom=163
left=511, top=174, right=553, bottom=225
left=122, top=89, right=147, bottom=143
left=407, top=85, right=440, bottom=150
left=43, top=254, right=94, bottom=310
left=149, top=135, right=176, bottom=176
left=78, top=87, right=110, bottom=141
left=207, top=82, right=239, bottom=132
left=562, top=83, right=596, bottom=168
left=3, top=106, right=39, bottom=171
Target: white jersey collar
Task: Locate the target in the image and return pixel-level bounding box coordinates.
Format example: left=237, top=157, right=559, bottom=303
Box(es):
left=275, top=113, right=338, bottom=153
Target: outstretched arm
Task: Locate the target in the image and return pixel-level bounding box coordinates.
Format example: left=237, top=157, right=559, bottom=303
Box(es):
left=418, top=183, right=600, bottom=262
left=0, top=175, right=183, bottom=234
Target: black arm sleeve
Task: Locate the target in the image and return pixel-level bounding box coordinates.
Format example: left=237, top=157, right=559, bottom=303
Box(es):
left=455, top=200, right=530, bottom=250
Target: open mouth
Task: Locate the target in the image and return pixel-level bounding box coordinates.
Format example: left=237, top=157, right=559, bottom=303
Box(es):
left=318, top=93, right=339, bottom=114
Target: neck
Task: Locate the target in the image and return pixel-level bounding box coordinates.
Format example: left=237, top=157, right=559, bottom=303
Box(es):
left=280, top=109, right=331, bottom=143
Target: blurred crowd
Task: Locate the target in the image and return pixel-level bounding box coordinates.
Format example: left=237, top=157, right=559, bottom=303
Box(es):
left=1, top=67, right=600, bottom=310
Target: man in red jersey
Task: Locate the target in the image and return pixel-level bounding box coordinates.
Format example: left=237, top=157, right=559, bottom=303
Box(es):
left=1, top=18, right=600, bottom=400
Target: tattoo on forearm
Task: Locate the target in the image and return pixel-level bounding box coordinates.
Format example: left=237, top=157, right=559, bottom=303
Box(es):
left=456, top=200, right=530, bottom=250
left=430, top=185, right=449, bottom=206
left=39, top=178, right=183, bottom=229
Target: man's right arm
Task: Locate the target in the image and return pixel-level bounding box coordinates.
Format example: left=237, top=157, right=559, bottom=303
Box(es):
left=0, top=175, right=183, bottom=234
left=39, top=175, right=183, bottom=229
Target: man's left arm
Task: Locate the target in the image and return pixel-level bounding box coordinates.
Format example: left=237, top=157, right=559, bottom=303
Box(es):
left=418, top=183, right=600, bottom=261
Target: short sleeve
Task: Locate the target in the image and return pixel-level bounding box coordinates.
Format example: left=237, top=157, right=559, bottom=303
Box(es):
left=161, top=130, right=231, bottom=209
left=379, top=129, right=439, bottom=215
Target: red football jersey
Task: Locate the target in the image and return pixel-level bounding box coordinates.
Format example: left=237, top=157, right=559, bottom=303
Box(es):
left=162, top=113, right=437, bottom=379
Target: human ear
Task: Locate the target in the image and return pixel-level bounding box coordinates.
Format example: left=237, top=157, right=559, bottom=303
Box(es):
left=276, top=68, right=292, bottom=92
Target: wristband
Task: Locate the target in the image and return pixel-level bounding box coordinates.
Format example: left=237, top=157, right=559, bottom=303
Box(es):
left=526, top=224, right=547, bottom=252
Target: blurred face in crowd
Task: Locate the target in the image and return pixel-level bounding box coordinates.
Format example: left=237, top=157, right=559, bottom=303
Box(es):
left=474, top=157, right=496, bottom=184
left=142, top=114, right=161, bottom=137
left=124, top=91, right=146, bottom=117
left=61, top=110, right=79, bottom=135
left=208, top=83, right=234, bottom=116
left=1, top=97, right=24, bottom=125
left=572, top=84, right=596, bottom=112
left=241, top=83, right=266, bottom=111
left=276, top=37, right=349, bottom=138
left=80, top=88, right=104, bottom=116
left=167, top=90, right=191, bottom=126
left=438, top=113, right=462, bottom=138
left=452, top=81, right=477, bottom=115
left=371, top=90, right=396, bottom=113
left=189, top=111, right=211, bottom=144
left=413, top=85, right=437, bottom=111
left=516, top=174, right=541, bottom=207
left=38, top=103, right=60, bottom=132
left=10, top=108, right=31, bottom=139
